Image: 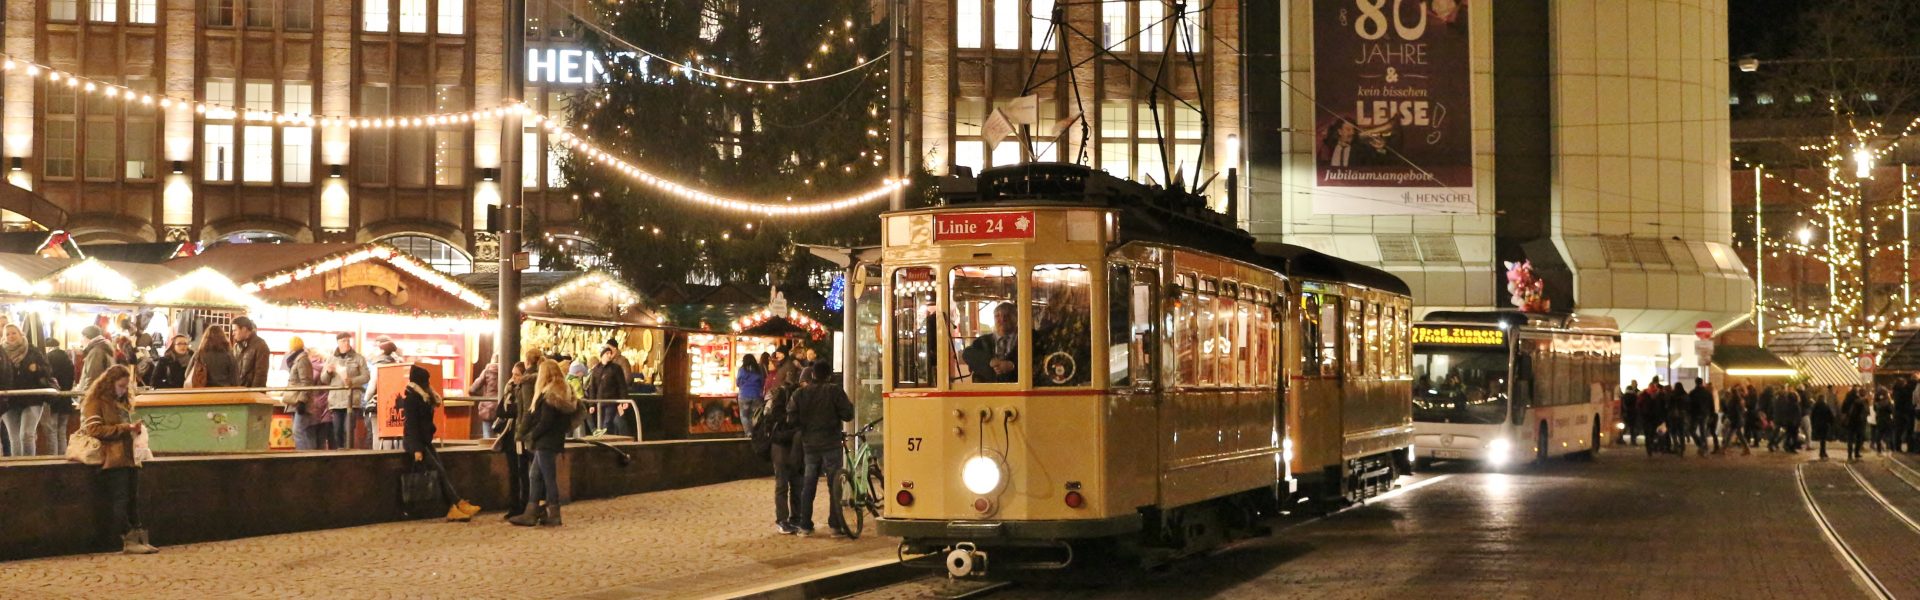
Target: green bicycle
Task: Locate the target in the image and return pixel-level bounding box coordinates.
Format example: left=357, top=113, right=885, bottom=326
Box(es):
left=838, top=418, right=885, bottom=539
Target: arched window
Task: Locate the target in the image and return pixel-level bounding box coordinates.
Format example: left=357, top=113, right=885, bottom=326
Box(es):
left=381, top=234, right=472, bottom=274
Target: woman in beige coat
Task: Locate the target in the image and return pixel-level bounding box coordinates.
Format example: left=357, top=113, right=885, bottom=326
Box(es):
left=80, top=365, right=157, bottom=554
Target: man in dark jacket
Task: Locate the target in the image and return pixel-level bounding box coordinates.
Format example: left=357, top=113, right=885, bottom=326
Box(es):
left=763, top=379, right=806, bottom=534
left=1775, top=389, right=1803, bottom=453
left=1620, top=381, right=1640, bottom=446
left=1810, top=393, right=1834, bottom=460
left=588, top=346, right=630, bottom=437
left=787, top=363, right=852, bottom=537
left=1841, top=389, right=1868, bottom=461
left=1639, top=381, right=1666, bottom=456
left=1689, top=378, right=1715, bottom=456
left=39, top=338, right=77, bottom=456
left=1894, top=377, right=1915, bottom=453
left=231, top=317, right=272, bottom=388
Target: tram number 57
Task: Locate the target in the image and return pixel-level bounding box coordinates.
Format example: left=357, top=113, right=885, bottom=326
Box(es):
left=906, top=437, right=924, bottom=451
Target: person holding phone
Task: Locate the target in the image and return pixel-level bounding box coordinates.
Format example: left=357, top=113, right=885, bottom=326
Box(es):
left=80, top=365, right=157, bottom=554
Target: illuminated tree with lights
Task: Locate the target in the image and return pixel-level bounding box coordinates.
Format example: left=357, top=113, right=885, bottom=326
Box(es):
left=1735, top=0, right=1920, bottom=362
left=565, top=0, right=899, bottom=287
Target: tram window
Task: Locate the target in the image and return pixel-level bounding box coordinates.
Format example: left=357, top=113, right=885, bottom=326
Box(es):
left=1130, top=267, right=1156, bottom=386
left=1033, top=264, right=1092, bottom=387
left=1347, top=298, right=1365, bottom=377
left=1221, top=290, right=1236, bottom=384
left=1177, top=287, right=1197, bottom=385
left=1108, top=265, right=1132, bottom=387
left=1364, top=303, right=1381, bottom=378
left=1233, top=296, right=1250, bottom=385
left=1197, top=289, right=1216, bottom=385
left=1301, top=293, right=1341, bottom=378
left=891, top=267, right=937, bottom=388
left=951, top=265, right=1019, bottom=385
left=1256, top=304, right=1274, bottom=385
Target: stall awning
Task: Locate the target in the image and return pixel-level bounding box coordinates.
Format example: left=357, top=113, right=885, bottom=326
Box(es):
left=1714, top=345, right=1795, bottom=378
left=1783, top=354, right=1867, bottom=387
left=1877, top=329, right=1920, bottom=375
left=461, top=270, right=657, bottom=325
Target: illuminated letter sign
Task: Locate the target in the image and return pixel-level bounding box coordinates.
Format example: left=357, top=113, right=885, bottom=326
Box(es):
left=933, top=211, right=1037, bottom=242
left=1411, top=325, right=1505, bottom=347
left=527, top=48, right=627, bottom=84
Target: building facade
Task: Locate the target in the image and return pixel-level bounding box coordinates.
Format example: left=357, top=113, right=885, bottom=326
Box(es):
left=0, top=0, right=592, bottom=273
left=907, top=0, right=1241, bottom=203
left=905, top=0, right=1754, bottom=384
left=1244, top=0, right=1751, bottom=382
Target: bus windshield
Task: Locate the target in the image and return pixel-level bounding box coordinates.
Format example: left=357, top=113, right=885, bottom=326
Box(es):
left=1412, top=346, right=1509, bottom=424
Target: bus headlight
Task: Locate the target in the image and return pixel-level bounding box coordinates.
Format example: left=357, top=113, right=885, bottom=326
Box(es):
left=1487, top=438, right=1512, bottom=465
left=962, top=456, right=1003, bottom=495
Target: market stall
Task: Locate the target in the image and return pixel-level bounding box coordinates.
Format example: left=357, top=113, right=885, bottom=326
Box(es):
left=168, top=243, right=494, bottom=448
left=466, top=270, right=668, bottom=439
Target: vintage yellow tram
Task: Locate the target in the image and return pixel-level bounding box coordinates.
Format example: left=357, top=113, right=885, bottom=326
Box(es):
left=874, top=164, right=1412, bottom=574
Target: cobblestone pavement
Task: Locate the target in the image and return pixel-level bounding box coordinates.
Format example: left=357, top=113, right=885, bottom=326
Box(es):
left=0, top=478, right=894, bottom=600
left=858, top=450, right=1920, bottom=600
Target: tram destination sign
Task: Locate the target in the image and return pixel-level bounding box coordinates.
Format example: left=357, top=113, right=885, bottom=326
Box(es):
left=1411, top=324, right=1505, bottom=347
left=933, top=211, right=1036, bottom=242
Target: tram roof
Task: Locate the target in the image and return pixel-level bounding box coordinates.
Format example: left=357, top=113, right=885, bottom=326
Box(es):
left=933, top=163, right=1412, bottom=297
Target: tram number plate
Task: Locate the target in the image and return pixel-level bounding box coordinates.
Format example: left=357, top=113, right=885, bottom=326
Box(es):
left=934, top=211, right=1036, bottom=241
left=906, top=437, right=923, bottom=451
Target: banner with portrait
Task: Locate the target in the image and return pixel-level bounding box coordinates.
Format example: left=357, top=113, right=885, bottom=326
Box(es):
left=1311, top=0, right=1475, bottom=215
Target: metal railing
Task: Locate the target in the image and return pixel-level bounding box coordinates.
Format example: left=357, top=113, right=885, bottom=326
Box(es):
left=0, top=385, right=351, bottom=398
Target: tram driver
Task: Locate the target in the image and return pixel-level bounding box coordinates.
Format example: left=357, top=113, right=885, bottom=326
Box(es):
left=961, top=303, right=1019, bottom=383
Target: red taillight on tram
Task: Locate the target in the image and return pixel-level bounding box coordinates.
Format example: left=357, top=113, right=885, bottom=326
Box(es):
left=896, top=490, right=915, bottom=507
left=1064, top=491, right=1085, bottom=509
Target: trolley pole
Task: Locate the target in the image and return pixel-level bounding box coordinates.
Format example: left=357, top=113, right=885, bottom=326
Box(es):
left=499, top=0, right=526, bottom=374
left=887, top=0, right=908, bottom=211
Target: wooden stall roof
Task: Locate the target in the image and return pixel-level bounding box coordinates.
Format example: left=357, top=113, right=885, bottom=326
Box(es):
left=460, top=270, right=659, bottom=325
left=37, top=258, right=182, bottom=302
left=167, top=243, right=492, bottom=314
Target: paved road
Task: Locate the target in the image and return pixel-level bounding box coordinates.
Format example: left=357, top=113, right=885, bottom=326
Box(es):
left=859, top=449, right=1920, bottom=600
left=0, top=478, right=891, bottom=600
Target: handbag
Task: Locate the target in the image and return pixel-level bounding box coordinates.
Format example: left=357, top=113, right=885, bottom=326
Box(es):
left=400, top=471, right=442, bottom=505
left=66, top=430, right=102, bottom=465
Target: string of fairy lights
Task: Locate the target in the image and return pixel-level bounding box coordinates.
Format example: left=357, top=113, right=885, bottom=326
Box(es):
left=1735, top=100, right=1920, bottom=358
left=0, top=52, right=898, bottom=216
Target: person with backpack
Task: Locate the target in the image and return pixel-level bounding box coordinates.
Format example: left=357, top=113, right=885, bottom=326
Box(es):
left=511, top=359, right=581, bottom=527
left=757, top=377, right=805, bottom=534
left=787, top=363, right=853, bottom=537
left=1842, top=388, right=1869, bottom=462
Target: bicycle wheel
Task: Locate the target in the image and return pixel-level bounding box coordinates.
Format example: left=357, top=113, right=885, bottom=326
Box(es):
left=864, top=463, right=886, bottom=517
left=838, top=470, right=865, bottom=539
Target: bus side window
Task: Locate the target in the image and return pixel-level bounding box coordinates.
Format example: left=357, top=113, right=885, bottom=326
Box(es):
left=1131, top=268, right=1157, bottom=388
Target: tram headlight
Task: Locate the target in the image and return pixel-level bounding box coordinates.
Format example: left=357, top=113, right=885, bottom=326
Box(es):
left=1487, top=438, right=1512, bottom=465
left=962, top=456, right=1003, bottom=495
left=1282, top=436, right=1295, bottom=463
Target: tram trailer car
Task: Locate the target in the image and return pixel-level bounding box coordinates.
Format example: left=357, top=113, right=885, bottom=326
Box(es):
left=874, top=164, right=1413, bottom=575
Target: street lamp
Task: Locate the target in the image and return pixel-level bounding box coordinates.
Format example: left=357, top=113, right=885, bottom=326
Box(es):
left=1798, top=227, right=1813, bottom=246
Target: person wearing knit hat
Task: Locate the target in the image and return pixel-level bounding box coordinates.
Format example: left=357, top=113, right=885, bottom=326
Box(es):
left=283, top=336, right=327, bottom=450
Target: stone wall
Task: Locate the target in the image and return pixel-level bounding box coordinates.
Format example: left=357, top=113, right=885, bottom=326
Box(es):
left=0, top=439, right=766, bottom=561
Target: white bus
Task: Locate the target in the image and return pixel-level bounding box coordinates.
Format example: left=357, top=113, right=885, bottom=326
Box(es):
left=1410, top=312, right=1620, bottom=467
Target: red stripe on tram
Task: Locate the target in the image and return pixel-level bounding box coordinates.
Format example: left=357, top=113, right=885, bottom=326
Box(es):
left=884, top=390, right=1107, bottom=399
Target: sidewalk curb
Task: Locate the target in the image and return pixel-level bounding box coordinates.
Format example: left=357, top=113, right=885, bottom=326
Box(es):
left=717, top=555, right=932, bottom=600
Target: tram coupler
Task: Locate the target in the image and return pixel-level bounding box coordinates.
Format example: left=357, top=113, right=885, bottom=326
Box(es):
left=946, top=542, right=988, bottom=578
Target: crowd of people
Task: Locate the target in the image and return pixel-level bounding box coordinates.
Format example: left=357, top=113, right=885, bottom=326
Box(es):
left=1620, top=375, right=1920, bottom=462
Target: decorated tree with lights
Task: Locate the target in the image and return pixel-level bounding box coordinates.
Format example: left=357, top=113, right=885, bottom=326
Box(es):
left=1736, top=0, right=1920, bottom=362
left=563, top=0, right=898, bottom=288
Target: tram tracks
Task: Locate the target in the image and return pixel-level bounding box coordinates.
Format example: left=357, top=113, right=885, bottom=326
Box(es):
left=1804, top=459, right=1912, bottom=600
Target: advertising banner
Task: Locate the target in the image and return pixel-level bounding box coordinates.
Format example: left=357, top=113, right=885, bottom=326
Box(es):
left=1312, top=0, right=1474, bottom=215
